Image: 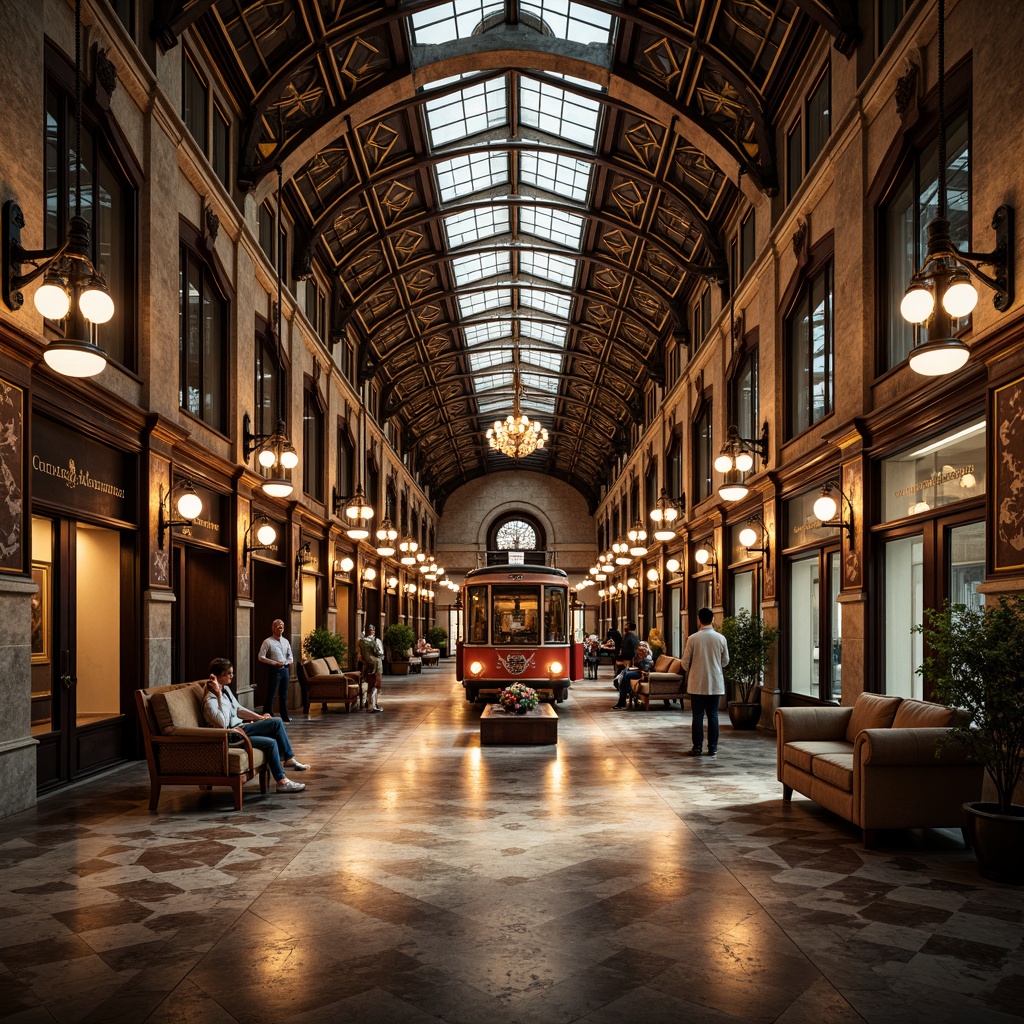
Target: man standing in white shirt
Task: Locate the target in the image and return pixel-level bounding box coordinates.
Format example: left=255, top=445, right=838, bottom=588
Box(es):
left=680, top=607, right=730, bottom=758
left=258, top=618, right=294, bottom=720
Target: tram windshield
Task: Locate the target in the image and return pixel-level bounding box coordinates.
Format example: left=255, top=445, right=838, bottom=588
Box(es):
left=492, top=586, right=539, bottom=645
left=465, top=581, right=568, bottom=645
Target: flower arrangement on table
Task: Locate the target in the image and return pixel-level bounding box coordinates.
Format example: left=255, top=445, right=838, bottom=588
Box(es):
left=498, top=682, right=539, bottom=715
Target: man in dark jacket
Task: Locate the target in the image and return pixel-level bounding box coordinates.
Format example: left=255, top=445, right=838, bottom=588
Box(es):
left=611, top=622, right=640, bottom=709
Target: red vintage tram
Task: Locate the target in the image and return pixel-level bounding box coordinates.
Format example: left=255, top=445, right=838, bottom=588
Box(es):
left=456, top=564, right=582, bottom=702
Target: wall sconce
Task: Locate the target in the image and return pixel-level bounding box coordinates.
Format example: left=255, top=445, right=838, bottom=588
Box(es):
left=294, top=541, right=312, bottom=582
left=626, top=576, right=639, bottom=590
left=646, top=567, right=660, bottom=584
left=715, top=423, right=769, bottom=502
left=332, top=555, right=354, bottom=587
left=158, top=479, right=203, bottom=549
left=1, top=0, right=112, bottom=378
left=738, top=515, right=770, bottom=569
left=403, top=582, right=417, bottom=596
left=243, top=515, right=277, bottom=566
left=627, top=520, right=648, bottom=556
left=649, top=489, right=685, bottom=541
left=612, top=539, right=632, bottom=565
left=694, top=539, right=718, bottom=583
left=386, top=574, right=399, bottom=592
left=398, top=536, right=419, bottom=565
left=375, top=516, right=398, bottom=556
left=813, top=479, right=855, bottom=547
left=900, top=0, right=1014, bottom=376
left=331, top=484, right=374, bottom=540
left=361, top=566, right=377, bottom=586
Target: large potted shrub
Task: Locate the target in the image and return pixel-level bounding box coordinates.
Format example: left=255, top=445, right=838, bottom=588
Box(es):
left=720, top=609, right=779, bottom=729
left=918, top=595, right=1024, bottom=883
left=427, top=625, right=448, bottom=657
left=301, top=627, right=347, bottom=667
left=383, top=623, right=416, bottom=674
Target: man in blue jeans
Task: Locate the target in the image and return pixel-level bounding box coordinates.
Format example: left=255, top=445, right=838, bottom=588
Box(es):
left=203, top=658, right=309, bottom=793
left=258, top=618, right=293, bottom=720
left=680, top=607, right=730, bottom=757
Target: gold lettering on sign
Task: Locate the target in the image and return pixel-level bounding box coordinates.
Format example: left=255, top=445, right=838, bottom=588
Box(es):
left=893, top=464, right=975, bottom=499
left=32, top=455, right=125, bottom=499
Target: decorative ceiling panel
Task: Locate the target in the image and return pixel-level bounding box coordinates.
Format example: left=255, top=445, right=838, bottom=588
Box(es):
left=178, top=0, right=852, bottom=508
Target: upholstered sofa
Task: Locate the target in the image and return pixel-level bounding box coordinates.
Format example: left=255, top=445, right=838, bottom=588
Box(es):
left=775, top=692, right=983, bottom=847
left=298, top=657, right=365, bottom=714
left=630, top=655, right=685, bottom=710
left=135, top=682, right=269, bottom=811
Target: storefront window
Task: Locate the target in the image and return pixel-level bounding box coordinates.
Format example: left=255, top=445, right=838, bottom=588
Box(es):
left=544, top=586, right=566, bottom=642
left=789, top=554, right=819, bottom=696
left=885, top=535, right=924, bottom=698
left=881, top=420, right=985, bottom=522
left=732, top=570, right=754, bottom=618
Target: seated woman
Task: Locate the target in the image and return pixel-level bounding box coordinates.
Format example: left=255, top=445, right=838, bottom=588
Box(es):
left=610, top=641, right=653, bottom=711
left=415, top=637, right=432, bottom=655
left=203, top=658, right=309, bottom=793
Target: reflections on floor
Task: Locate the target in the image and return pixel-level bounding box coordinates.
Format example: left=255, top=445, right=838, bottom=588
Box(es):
left=1, top=664, right=1023, bottom=1023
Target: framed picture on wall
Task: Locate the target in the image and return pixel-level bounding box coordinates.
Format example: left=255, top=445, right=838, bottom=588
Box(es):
left=31, top=563, right=50, bottom=665
left=993, top=375, right=1024, bottom=573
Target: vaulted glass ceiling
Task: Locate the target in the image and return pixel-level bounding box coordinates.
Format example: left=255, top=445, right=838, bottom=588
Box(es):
left=171, top=0, right=857, bottom=508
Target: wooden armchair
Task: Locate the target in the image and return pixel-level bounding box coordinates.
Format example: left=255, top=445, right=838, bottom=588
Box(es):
left=135, top=682, right=269, bottom=811
left=298, top=658, right=365, bottom=714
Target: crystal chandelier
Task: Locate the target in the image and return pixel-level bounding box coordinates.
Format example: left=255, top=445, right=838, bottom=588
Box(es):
left=486, top=344, right=549, bottom=460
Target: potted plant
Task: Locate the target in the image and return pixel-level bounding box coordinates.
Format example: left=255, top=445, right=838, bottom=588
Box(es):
left=720, top=609, right=779, bottom=729
left=427, top=625, right=448, bottom=657
left=382, top=623, right=416, bottom=674
left=918, top=595, right=1024, bottom=883
left=647, top=627, right=665, bottom=661
left=301, top=627, right=347, bottom=667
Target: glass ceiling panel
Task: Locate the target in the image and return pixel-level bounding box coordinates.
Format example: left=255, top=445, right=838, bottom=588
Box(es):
left=445, top=206, right=511, bottom=247
left=477, top=397, right=512, bottom=414
left=521, top=249, right=577, bottom=286
left=437, top=150, right=509, bottom=202
left=520, top=286, right=572, bottom=318
left=452, top=251, right=511, bottom=286
left=521, top=320, right=567, bottom=346
left=459, top=288, right=512, bottom=317
left=474, top=371, right=513, bottom=392
left=520, top=150, right=591, bottom=202
left=521, top=395, right=556, bottom=414
left=410, top=0, right=504, bottom=45
left=463, top=320, right=511, bottom=346
left=521, top=371, right=559, bottom=393
left=425, top=77, right=507, bottom=147
left=469, top=348, right=511, bottom=371
left=519, top=77, right=600, bottom=148
left=520, top=205, right=584, bottom=248
left=520, top=0, right=614, bottom=45
left=519, top=346, right=563, bottom=371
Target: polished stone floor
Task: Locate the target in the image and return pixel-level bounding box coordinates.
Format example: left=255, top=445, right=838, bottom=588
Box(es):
left=3, top=664, right=1023, bottom=1024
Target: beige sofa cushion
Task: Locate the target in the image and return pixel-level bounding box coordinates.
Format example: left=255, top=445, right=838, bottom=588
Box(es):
left=812, top=752, right=855, bottom=792
left=309, top=657, right=330, bottom=676
left=845, top=693, right=902, bottom=741
left=783, top=739, right=853, bottom=773
left=150, top=684, right=204, bottom=734
left=325, top=656, right=342, bottom=673
left=892, top=698, right=957, bottom=729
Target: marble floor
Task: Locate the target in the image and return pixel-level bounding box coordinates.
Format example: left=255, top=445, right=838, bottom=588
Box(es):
left=2, top=664, right=1023, bottom=1024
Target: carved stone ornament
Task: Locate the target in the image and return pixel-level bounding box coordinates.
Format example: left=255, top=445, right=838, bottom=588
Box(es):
left=203, top=202, right=220, bottom=252
left=93, top=46, right=117, bottom=111
left=792, top=218, right=809, bottom=268
left=896, top=60, right=920, bottom=124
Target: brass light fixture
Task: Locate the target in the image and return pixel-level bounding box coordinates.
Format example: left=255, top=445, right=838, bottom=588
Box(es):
left=242, top=515, right=278, bottom=566
left=375, top=516, right=398, bottom=556
left=813, top=479, right=855, bottom=547
left=627, top=520, right=648, bottom=557
left=715, top=423, right=769, bottom=502
left=486, top=342, right=549, bottom=459
left=2, top=0, right=113, bottom=377
left=649, top=489, right=685, bottom=541
left=157, top=479, right=203, bottom=548
left=694, top=538, right=719, bottom=585
left=900, top=0, right=1014, bottom=375
left=243, top=166, right=297, bottom=497
left=330, top=483, right=374, bottom=540
left=738, top=514, right=771, bottom=569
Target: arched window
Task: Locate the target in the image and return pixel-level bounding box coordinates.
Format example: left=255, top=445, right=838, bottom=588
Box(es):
left=496, top=519, right=537, bottom=550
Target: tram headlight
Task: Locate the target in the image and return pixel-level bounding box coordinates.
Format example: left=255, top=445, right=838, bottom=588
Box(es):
left=469, top=661, right=484, bottom=677
left=548, top=661, right=563, bottom=677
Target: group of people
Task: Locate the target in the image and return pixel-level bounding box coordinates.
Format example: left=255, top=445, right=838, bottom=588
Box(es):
left=199, top=618, right=391, bottom=799
left=603, top=609, right=730, bottom=758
